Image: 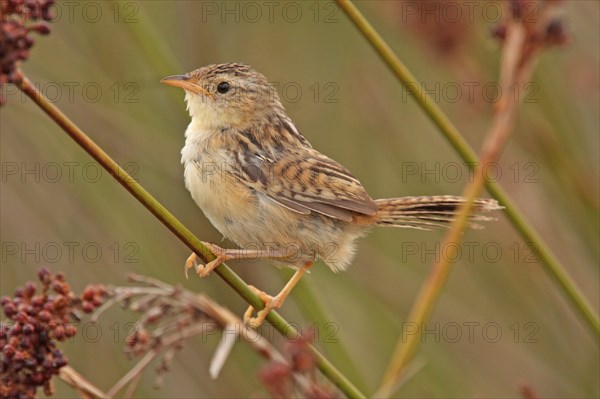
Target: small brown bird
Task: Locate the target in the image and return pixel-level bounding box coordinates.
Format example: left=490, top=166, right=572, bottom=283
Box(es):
left=162, top=63, right=501, bottom=327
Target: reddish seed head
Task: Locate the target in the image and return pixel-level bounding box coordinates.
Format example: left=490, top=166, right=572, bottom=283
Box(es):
left=3, top=345, right=15, bottom=358
left=37, top=268, right=51, bottom=284
left=51, top=282, right=67, bottom=295
left=38, top=310, right=51, bottom=322
left=31, top=372, right=44, bottom=385
left=259, top=362, right=292, bottom=398
left=81, top=301, right=95, bottom=314
left=64, top=324, right=76, bottom=338
left=31, top=295, right=44, bottom=307
left=95, top=284, right=106, bottom=296
left=82, top=286, right=95, bottom=301
left=3, top=302, right=17, bottom=317
left=27, top=22, right=50, bottom=35
left=51, top=296, right=67, bottom=310
left=52, top=324, right=64, bottom=339
left=23, top=324, right=35, bottom=335
left=90, top=296, right=102, bottom=307
left=291, top=349, right=315, bottom=372
left=15, top=311, right=28, bottom=324
left=137, top=331, right=149, bottom=344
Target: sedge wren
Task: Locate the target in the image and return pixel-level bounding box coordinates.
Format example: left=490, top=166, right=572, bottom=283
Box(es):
left=162, top=63, right=501, bottom=327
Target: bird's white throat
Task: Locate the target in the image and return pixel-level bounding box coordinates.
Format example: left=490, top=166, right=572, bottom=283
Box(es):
left=184, top=91, right=245, bottom=132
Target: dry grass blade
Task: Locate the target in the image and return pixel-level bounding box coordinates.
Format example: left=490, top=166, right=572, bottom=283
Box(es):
left=58, top=366, right=109, bottom=399
left=335, top=0, right=598, bottom=341
left=87, top=273, right=338, bottom=398
left=377, top=2, right=572, bottom=396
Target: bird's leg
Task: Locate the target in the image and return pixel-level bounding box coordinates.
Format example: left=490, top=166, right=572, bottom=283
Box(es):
left=243, top=262, right=313, bottom=328
left=184, top=242, right=297, bottom=279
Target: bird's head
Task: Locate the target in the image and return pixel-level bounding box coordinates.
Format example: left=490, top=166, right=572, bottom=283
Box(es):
left=161, top=63, right=283, bottom=130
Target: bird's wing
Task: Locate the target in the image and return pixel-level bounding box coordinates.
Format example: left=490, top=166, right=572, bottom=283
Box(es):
left=232, top=148, right=377, bottom=222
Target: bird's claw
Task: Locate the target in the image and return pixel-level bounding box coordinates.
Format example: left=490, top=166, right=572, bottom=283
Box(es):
left=184, top=248, right=224, bottom=279
left=184, top=253, right=197, bottom=280
left=243, top=286, right=281, bottom=328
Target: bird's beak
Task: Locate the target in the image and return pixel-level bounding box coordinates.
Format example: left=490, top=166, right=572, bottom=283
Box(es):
left=161, top=75, right=213, bottom=97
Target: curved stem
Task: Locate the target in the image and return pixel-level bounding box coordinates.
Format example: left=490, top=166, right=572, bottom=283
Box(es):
left=379, top=20, right=528, bottom=396
left=15, top=72, right=366, bottom=399
left=335, top=0, right=598, bottom=339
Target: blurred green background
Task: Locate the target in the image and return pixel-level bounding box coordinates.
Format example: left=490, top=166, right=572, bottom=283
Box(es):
left=1, top=1, right=598, bottom=398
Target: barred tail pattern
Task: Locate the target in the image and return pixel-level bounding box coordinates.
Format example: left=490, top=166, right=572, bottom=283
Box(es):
left=374, top=196, right=503, bottom=230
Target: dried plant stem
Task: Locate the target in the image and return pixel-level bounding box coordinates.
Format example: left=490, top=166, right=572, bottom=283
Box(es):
left=123, top=373, right=141, bottom=399
left=14, top=72, right=365, bottom=399
left=378, top=20, right=530, bottom=396
left=107, top=350, right=156, bottom=398
left=335, top=0, right=598, bottom=340
left=58, top=366, right=109, bottom=399
left=106, top=274, right=333, bottom=398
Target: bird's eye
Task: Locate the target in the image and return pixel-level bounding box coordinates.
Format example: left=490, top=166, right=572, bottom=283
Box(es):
left=217, top=82, right=230, bottom=94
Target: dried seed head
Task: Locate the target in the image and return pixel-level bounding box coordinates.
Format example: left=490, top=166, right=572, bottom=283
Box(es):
left=0, top=0, right=55, bottom=105
left=1, top=269, right=106, bottom=398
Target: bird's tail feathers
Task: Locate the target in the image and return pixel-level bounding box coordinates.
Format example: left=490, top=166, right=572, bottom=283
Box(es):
left=374, top=195, right=502, bottom=230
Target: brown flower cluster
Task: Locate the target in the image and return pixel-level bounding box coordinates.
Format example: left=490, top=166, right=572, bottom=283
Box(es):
left=492, top=0, right=568, bottom=47
left=1, top=0, right=54, bottom=104
left=259, top=332, right=337, bottom=399
left=118, top=288, right=202, bottom=359
left=0, top=268, right=106, bottom=399
left=396, top=0, right=473, bottom=58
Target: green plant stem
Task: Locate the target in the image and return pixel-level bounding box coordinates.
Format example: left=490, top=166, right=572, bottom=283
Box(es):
left=378, top=20, right=529, bottom=396
left=15, top=72, right=366, bottom=399
left=292, top=276, right=368, bottom=390
left=335, top=0, right=598, bottom=339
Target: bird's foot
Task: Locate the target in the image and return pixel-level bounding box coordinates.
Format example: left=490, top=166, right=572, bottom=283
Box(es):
left=243, top=285, right=283, bottom=328
left=184, top=242, right=229, bottom=279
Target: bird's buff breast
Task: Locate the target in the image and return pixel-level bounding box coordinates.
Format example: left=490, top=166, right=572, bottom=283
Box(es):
left=181, top=129, right=362, bottom=271
left=182, top=147, right=258, bottom=242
